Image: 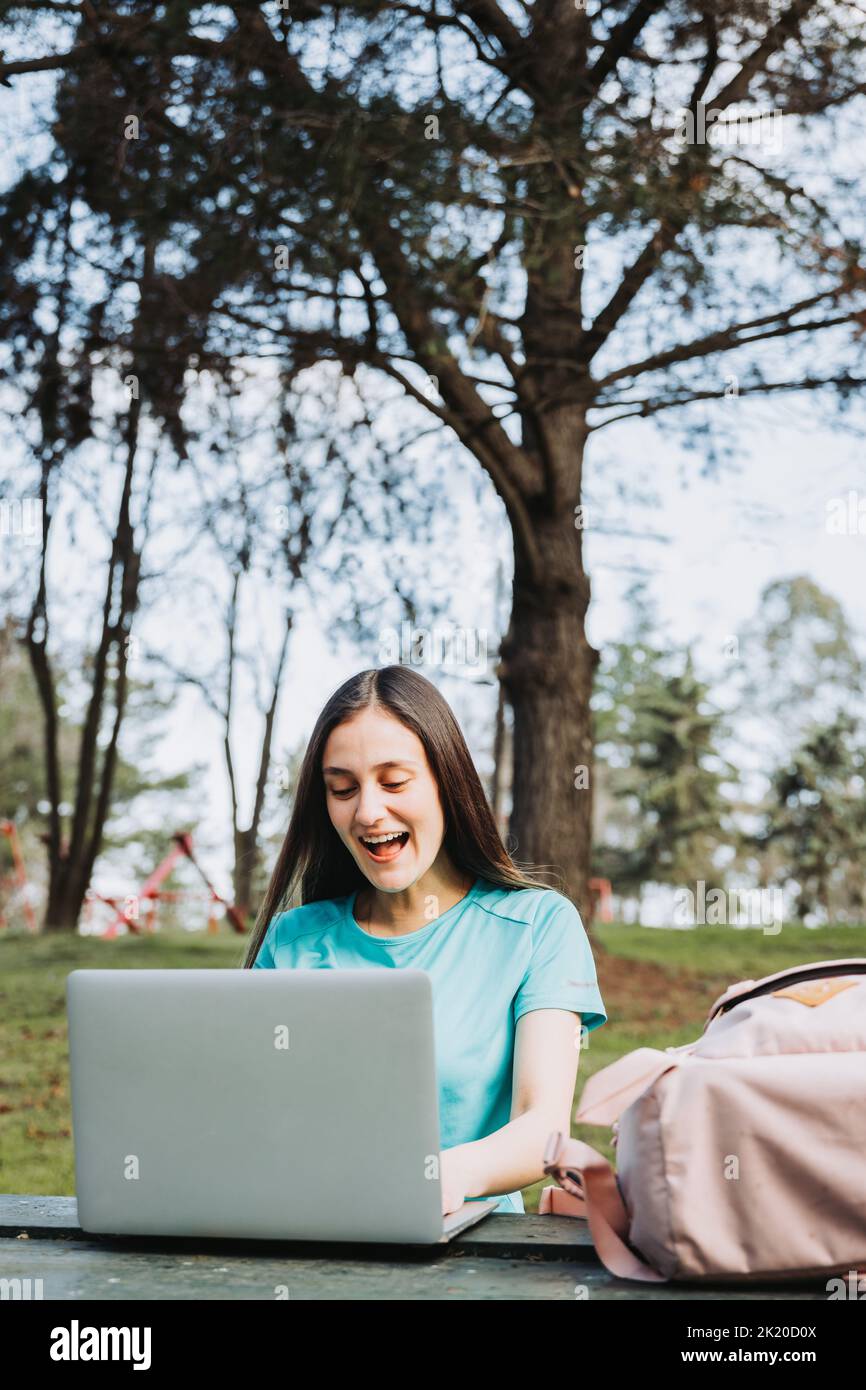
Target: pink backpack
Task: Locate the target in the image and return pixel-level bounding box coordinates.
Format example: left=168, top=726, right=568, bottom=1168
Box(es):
left=540, top=958, right=866, bottom=1283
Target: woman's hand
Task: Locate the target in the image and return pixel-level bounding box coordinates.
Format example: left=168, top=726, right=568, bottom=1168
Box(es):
left=438, top=1145, right=477, bottom=1216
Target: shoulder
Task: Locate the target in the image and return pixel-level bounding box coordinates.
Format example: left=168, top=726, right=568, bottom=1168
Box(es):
left=472, top=881, right=583, bottom=933
left=266, top=895, right=346, bottom=946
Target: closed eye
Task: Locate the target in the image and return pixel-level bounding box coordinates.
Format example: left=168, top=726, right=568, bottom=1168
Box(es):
left=327, top=779, right=409, bottom=797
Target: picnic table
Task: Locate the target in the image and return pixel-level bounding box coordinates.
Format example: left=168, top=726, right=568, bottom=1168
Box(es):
left=0, top=1196, right=832, bottom=1300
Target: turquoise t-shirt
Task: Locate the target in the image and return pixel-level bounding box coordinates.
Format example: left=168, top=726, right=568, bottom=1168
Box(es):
left=251, top=875, right=607, bottom=1212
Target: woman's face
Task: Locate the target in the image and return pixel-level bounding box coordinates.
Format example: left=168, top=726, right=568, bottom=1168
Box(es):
left=322, top=706, right=447, bottom=891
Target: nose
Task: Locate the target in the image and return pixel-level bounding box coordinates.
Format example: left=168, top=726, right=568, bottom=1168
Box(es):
left=354, top=779, right=388, bottom=829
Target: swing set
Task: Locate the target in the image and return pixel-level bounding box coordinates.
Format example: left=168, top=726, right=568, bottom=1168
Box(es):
left=1, top=820, right=609, bottom=934
left=0, top=822, right=246, bottom=936
left=0, top=819, right=38, bottom=933
left=83, top=832, right=248, bottom=937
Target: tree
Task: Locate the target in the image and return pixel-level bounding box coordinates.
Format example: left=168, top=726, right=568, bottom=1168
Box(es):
left=735, top=576, right=865, bottom=751
left=145, top=368, right=455, bottom=922
left=0, top=614, right=56, bottom=827
left=0, top=615, right=202, bottom=925
left=720, top=575, right=866, bottom=895
left=0, top=145, right=230, bottom=927
left=0, top=132, right=461, bottom=930
left=4, top=0, right=866, bottom=915
left=593, top=626, right=734, bottom=892
left=755, top=711, right=866, bottom=921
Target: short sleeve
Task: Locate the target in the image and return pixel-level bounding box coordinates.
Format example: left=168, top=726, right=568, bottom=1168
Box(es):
left=512, top=895, right=607, bottom=1033
left=250, top=922, right=277, bottom=969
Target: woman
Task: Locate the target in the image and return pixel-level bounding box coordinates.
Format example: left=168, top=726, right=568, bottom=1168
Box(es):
left=243, top=665, right=607, bottom=1215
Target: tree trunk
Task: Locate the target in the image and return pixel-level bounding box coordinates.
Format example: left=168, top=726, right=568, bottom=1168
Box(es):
left=232, top=826, right=259, bottom=926
left=33, top=239, right=150, bottom=932
left=227, top=612, right=292, bottom=928
left=491, top=672, right=511, bottom=835
left=502, top=12, right=600, bottom=927
left=499, top=424, right=600, bottom=931
left=43, top=865, right=82, bottom=933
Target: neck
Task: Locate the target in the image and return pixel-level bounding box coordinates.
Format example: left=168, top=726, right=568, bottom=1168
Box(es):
left=357, top=855, right=473, bottom=937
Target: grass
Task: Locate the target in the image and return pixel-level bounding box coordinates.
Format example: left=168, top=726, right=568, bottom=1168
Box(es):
left=1, top=920, right=864, bottom=1212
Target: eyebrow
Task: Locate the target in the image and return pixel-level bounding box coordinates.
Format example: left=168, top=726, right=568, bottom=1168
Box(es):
left=322, top=761, right=420, bottom=775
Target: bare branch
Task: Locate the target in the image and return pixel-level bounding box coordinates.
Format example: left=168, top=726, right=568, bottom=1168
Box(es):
left=593, top=291, right=861, bottom=389
left=580, top=0, right=825, bottom=361
left=590, top=371, right=866, bottom=429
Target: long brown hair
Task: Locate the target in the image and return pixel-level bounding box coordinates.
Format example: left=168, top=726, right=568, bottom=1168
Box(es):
left=241, top=665, right=544, bottom=967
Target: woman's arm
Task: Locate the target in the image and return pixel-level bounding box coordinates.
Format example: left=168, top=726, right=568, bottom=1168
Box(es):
left=439, top=1008, right=581, bottom=1212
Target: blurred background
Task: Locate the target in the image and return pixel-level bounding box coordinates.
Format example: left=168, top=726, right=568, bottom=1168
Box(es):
left=1, top=0, right=865, bottom=1201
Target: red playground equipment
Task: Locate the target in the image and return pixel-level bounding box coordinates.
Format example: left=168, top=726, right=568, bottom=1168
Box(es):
left=85, top=832, right=247, bottom=938
left=0, top=819, right=38, bottom=933
left=588, top=877, right=613, bottom=923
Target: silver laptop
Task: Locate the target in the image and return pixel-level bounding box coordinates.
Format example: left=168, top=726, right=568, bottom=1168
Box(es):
left=66, top=968, right=500, bottom=1244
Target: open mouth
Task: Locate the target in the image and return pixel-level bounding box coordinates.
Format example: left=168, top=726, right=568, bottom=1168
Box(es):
left=358, top=830, right=410, bottom=863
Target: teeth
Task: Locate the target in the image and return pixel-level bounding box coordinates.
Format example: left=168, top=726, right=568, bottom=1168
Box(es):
left=361, top=832, right=405, bottom=845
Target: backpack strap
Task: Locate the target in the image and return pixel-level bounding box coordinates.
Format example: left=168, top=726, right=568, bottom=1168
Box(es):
left=538, top=1185, right=588, bottom=1217
left=572, top=1045, right=694, bottom=1125
left=542, top=1136, right=667, bottom=1283
left=706, top=958, right=866, bottom=1023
